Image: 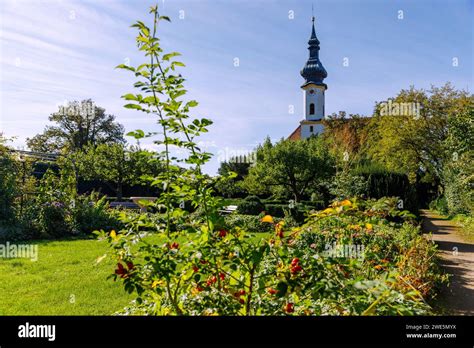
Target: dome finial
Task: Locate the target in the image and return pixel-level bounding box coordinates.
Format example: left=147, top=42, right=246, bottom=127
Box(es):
left=300, top=4, right=327, bottom=88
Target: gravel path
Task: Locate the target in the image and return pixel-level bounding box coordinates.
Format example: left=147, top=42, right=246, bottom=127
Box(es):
left=421, top=209, right=474, bottom=315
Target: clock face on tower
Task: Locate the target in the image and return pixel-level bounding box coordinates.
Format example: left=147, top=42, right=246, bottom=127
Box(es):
left=309, top=89, right=315, bottom=94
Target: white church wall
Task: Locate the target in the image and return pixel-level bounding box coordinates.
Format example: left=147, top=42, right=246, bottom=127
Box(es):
left=303, top=85, right=325, bottom=120
left=301, top=123, right=324, bottom=139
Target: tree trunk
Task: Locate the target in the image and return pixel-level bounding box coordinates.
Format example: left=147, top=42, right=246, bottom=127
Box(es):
left=117, top=182, right=123, bottom=201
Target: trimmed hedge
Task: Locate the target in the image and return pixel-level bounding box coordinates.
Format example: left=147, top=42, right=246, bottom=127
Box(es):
left=352, top=164, right=418, bottom=212
left=224, top=214, right=299, bottom=233
left=237, top=195, right=265, bottom=215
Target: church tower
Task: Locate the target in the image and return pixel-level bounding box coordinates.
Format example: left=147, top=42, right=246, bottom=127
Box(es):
left=299, top=16, right=327, bottom=139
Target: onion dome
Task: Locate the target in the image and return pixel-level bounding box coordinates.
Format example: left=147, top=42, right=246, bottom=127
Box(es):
left=300, top=17, right=327, bottom=88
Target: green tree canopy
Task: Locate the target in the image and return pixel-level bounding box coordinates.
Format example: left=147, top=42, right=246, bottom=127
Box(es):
left=75, top=143, right=163, bottom=200
left=366, top=83, right=472, bottom=185
left=243, top=136, right=334, bottom=201
left=27, top=99, right=125, bottom=153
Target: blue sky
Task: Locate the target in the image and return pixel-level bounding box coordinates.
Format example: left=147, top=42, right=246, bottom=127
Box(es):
left=0, top=0, right=472, bottom=174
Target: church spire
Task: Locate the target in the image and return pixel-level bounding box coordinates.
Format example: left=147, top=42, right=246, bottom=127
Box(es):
left=300, top=13, right=327, bottom=88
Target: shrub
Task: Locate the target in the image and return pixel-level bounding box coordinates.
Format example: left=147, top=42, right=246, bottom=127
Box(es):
left=429, top=196, right=449, bottom=215
left=300, top=200, right=325, bottom=210
left=73, top=193, right=122, bottom=235
left=264, top=204, right=287, bottom=218
left=0, top=150, right=18, bottom=221
left=262, top=199, right=288, bottom=205
left=237, top=195, right=265, bottom=215
left=37, top=201, right=72, bottom=238
left=224, top=214, right=274, bottom=233
left=329, top=171, right=368, bottom=199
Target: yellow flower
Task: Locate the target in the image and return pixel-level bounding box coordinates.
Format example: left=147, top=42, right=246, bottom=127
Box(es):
left=365, top=223, right=373, bottom=231
left=261, top=215, right=274, bottom=223
left=322, top=208, right=334, bottom=214
left=340, top=200, right=352, bottom=207
left=151, top=280, right=161, bottom=289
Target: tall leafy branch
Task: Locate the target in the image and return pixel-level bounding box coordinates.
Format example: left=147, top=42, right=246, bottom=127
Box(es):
left=116, top=5, right=213, bottom=237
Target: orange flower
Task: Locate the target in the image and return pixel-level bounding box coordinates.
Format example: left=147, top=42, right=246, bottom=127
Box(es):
left=261, top=215, right=274, bottom=223
left=374, top=265, right=383, bottom=270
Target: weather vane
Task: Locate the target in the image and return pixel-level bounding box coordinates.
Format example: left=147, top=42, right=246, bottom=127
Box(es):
left=312, top=3, right=315, bottom=22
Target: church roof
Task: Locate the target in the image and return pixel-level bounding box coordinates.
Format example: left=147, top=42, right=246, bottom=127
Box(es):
left=300, top=17, right=327, bottom=88
left=288, top=125, right=301, bottom=141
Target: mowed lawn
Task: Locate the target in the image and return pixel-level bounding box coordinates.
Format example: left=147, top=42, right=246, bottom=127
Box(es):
left=0, top=232, right=270, bottom=315
left=0, top=238, right=134, bottom=315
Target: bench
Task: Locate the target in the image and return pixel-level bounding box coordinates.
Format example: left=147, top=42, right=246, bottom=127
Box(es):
left=218, top=205, right=238, bottom=215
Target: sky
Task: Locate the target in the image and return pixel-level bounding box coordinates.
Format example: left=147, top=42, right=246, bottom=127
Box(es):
left=0, top=0, right=472, bottom=174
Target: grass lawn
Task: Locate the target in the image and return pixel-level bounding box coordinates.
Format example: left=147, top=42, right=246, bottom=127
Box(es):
left=0, top=238, right=134, bottom=315
left=0, top=231, right=271, bottom=315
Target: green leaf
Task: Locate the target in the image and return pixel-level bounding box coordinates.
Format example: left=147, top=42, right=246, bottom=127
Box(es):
left=142, top=96, right=159, bottom=104
left=115, top=64, right=135, bottom=72
left=126, top=129, right=145, bottom=139
left=122, top=93, right=138, bottom=101
left=124, top=103, right=143, bottom=110
left=187, top=100, right=198, bottom=108
left=163, top=52, right=182, bottom=61
left=159, top=16, right=171, bottom=22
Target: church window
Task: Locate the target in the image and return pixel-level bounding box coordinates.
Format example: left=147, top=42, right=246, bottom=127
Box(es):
left=310, top=126, right=314, bottom=133
left=309, top=103, right=315, bottom=115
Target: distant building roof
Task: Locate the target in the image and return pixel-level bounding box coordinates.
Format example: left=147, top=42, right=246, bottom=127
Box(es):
left=288, top=125, right=301, bottom=141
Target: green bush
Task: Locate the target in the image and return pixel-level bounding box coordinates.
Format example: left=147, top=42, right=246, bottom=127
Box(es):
left=300, top=200, right=325, bottom=210
left=0, top=152, right=18, bottom=221
left=224, top=214, right=273, bottom=233
left=443, top=165, right=472, bottom=215
left=37, top=201, right=72, bottom=238
left=237, top=195, right=265, bottom=215
left=224, top=213, right=299, bottom=233
left=73, top=193, right=122, bottom=235
left=429, top=196, right=449, bottom=215
left=349, top=164, right=418, bottom=212
left=264, top=204, right=287, bottom=217
left=262, top=199, right=288, bottom=205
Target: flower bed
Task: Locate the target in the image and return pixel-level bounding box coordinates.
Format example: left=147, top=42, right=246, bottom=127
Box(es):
left=100, top=197, right=446, bottom=315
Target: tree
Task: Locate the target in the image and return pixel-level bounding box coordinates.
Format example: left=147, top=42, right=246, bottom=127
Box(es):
left=76, top=144, right=163, bottom=200
left=215, top=156, right=252, bottom=198
left=0, top=136, right=18, bottom=221
left=442, top=106, right=474, bottom=213
left=322, top=111, right=372, bottom=166
left=27, top=99, right=125, bottom=153
left=243, top=136, right=334, bottom=201
left=366, top=83, right=472, bottom=185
